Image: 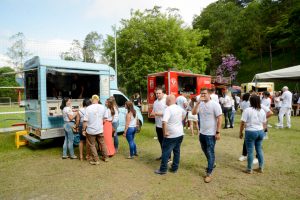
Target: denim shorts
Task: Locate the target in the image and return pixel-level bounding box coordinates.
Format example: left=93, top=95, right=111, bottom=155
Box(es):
left=112, top=121, right=119, bottom=130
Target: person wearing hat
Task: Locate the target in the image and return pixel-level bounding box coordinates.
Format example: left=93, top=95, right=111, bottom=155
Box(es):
left=82, top=95, right=108, bottom=165
left=277, top=86, right=293, bottom=128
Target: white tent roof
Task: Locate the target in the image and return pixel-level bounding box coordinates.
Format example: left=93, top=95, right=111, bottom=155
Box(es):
left=254, top=65, right=300, bottom=81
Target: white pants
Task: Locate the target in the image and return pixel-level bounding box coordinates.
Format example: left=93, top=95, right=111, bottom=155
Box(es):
left=278, top=107, right=291, bottom=127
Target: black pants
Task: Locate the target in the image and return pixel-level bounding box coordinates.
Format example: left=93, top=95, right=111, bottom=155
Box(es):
left=156, top=127, right=164, bottom=151
left=223, top=107, right=233, bottom=128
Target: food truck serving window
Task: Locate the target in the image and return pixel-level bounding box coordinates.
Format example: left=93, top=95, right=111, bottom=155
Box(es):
left=25, top=69, right=38, bottom=100
left=46, top=70, right=100, bottom=99
left=178, top=76, right=197, bottom=94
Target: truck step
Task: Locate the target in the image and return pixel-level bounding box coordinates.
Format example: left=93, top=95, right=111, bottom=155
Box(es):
left=22, top=134, right=40, bottom=144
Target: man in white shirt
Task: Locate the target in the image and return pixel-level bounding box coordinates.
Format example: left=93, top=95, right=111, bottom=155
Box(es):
left=154, top=95, right=185, bottom=175
left=209, top=88, right=219, bottom=103
left=150, top=87, right=167, bottom=160
left=192, top=88, right=222, bottom=183
left=277, top=86, right=293, bottom=128
left=83, top=95, right=108, bottom=165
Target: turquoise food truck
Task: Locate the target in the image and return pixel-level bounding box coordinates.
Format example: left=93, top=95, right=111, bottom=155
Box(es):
left=24, top=56, right=143, bottom=141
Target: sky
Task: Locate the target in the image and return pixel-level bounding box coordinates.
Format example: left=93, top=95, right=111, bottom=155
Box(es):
left=0, top=0, right=217, bottom=66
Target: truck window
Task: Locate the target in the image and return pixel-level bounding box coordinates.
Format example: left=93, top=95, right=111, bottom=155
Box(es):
left=113, top=94, right=127, bottom=107
left=46, top=70, right=100, bottom=99
left=25, top=69, right=38, bottom=100
left=178, top=76, right=197, bottom=94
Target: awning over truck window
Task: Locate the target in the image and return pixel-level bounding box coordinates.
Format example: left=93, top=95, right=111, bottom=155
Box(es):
left=46, top=68, right=108, bottom=75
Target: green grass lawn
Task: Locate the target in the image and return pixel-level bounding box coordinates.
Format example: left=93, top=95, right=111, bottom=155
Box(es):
left=0, top=105, right=25, bottom=128
left=0, top=114, right=299, bottom=200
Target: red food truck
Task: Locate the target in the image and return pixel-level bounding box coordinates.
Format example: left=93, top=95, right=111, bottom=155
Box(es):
left=147, top=70, right=212, bottom=118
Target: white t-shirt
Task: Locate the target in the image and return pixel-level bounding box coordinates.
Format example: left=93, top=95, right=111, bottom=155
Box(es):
left=210, top=93, right=219, bottom=104
left=162, top=104, right=185, bottom=138
left=84, top=104, right=106, bottom=135
left=112, top=107, right=119, bottom=123
left=62, top=107, right=74, bottom=122
left=104, top=108, right=113, bottom=121
left=221, top=95, right=232, bottom=108
left=197, top=100, right=222, bottom=136
left=240, top=101, right=250, bottom=111
left=261, top=97, right=271, bottom=108
left=261, top=104, right=270, bottom=114
left=281, top=90, right=293, bottom=108
left=79, top=107, right=87, bottom=123
left=235, top=96, right=241, bottom=105
left=128, top=113, right=137, bottom=128
left=274, top=97, right=282, bottom=108
left=153, top=98, right=167, bottom=128
left=241, top=107, right=266, bottom=131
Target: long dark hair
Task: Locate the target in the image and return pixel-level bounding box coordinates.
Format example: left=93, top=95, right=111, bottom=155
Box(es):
left=60, top=97, right=70, bottom=110
left=242, top=93, right=250, bottom=101
left=250, top=95, right=261, bottom=110
left=106, top=99, right=115, bottom=116
left=125, top=101, right=136, bottom=118
left=82, top=98, right=91, bottom=107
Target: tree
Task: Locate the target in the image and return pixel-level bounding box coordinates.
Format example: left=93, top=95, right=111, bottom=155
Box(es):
left=60, top=40, right=83, bottom=61
left=6, top=32, right=31, bottom=71
left=216, top=54, right=241, bottom=82
left=103, top=7, right=211, bottom=95
left=0, top=67, right=19, bottom=101
left=83, top=31, right=102, bottom=63
left=192, top=1, right=241, bottom=72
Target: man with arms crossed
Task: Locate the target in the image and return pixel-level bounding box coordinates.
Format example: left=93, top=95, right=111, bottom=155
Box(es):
left=192, top=88, right=222, bottom=183
left=150, top=87, right=167, bottom=160
left=82, top=95, right=108, bottom=165
left=154, top=95, right=185, bottom=175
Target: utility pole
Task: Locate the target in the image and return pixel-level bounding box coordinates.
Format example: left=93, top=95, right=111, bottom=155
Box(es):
left=114, top=25, right=117, bottom=83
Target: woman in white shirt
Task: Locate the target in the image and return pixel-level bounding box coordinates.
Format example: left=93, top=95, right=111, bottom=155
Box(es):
left=109, top=96, right=119, bottom=152
left=103, top=99, right=116, bottom=156
left=220, top=91, right=233, bottom=128
left=239, top=95, right=267, bottom=174
left=123, top=101, right=139, bottom=159
left=60, top=97, right=79, bottom=159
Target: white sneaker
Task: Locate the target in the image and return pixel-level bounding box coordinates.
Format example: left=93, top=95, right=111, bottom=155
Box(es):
left=253, top=158, right=258, bottom=164
left=267, top=124, right=272, bottom=128
left=238, top=155, right=247, bottom=161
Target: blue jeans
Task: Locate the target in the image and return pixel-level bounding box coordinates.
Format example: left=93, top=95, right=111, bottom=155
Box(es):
left=230, top=110, right=236, bottom=126
left=245, top=130, right=264, bottom=170
left=63, top=122, right=75, bottom=157
left=112, top=121, right=119, bottom=150
left=126, top=127, right=137, bottom=157
left=160, top=136, right=184, bottom=172
left=199, top=134, right=216, bottom=175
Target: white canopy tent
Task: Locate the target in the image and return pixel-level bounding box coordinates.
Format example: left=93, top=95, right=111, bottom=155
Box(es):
left=254, top=65, right=300, bottom=82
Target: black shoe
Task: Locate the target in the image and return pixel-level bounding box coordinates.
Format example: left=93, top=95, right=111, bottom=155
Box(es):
left=168, top=168, right=177, bottom=173
left=154, top=169, right=166, bottom=175
left=229, top=126, right=233, bottom=128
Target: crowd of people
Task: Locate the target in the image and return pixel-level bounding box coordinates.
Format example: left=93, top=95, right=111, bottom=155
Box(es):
left=60, top=95, right=139, bottom=164
left=59, top=85, right=297, bottom=183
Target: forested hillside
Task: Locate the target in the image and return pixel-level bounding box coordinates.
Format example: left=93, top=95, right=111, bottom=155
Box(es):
left=193, top=0, right=300, bottom=85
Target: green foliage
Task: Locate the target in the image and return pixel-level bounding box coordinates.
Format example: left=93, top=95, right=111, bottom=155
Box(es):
left=193, top=0, right=300, bottom=75
left=0, top=67, right=19, bottom=101
left=103, top=7, right=211, bottom=95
